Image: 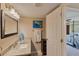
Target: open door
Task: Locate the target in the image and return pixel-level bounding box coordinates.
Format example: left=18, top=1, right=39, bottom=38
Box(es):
left=46, top=6, right=64, bottom=56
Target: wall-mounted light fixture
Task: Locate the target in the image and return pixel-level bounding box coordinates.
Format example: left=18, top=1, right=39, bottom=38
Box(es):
left=5, top=3, right=20, bottom=20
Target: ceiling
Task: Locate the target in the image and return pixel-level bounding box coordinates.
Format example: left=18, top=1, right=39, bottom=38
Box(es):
left=65, top=9, right=79, bottom=18
left=10, top=3, right=60, bottom=18
left=65, top=7, right=79, bottom=21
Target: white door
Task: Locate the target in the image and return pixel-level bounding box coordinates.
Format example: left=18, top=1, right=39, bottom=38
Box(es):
left=46, top=6, right=63, bottom=56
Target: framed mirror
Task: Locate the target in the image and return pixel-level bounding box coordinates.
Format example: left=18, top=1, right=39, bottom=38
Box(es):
left=0, top=10, right=18, bottom=39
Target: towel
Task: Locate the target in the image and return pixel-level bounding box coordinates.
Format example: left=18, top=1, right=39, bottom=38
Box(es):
left=33, top=29, right=41, bottom=43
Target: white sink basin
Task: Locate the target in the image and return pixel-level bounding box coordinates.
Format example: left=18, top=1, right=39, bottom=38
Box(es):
left=14, top=43, right=28, bottom=49
left=20, top=44, right=28, bottom=48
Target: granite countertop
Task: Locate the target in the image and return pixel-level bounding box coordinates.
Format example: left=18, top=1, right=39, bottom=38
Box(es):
left=4, top=39, right=31, bottom=56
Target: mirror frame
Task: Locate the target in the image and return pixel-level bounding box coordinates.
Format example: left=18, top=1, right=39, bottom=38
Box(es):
left=0, top=10, right=18, bottom=39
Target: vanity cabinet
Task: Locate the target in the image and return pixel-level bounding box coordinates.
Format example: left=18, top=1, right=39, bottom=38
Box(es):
left=0, top=35, right=18, bottom=55
left=4, top=39, right=31, bottom=56
left=0, top=47, right=1, bottom=56
left=41, top=39, right=47, bottom=55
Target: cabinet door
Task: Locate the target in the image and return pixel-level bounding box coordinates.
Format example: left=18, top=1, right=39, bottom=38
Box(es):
left=46, top=7, right=62, bottom=56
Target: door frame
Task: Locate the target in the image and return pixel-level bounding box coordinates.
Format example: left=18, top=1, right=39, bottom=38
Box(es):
left=61, top=5, right=79, bottom=55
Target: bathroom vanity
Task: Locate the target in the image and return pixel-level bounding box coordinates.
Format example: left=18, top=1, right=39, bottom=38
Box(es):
left=0, top=9, right=31, bottom=56
left=4, top=38, right=31, bottom=56
left=0, top=35, right=19, bottom=55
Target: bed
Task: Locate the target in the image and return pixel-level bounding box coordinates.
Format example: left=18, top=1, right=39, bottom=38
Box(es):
left=66, top=32, right=79, bottom=49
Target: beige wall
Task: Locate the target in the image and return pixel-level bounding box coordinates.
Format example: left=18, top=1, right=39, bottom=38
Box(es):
left=19, top=17, right=46, bottom=39
left=0, top=3, right=6, bottom=9
left=18, top=17, right=45, bottom=54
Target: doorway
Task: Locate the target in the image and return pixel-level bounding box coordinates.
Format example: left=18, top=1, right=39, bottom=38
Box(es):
left=65, top=7, right=79, bottom=56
